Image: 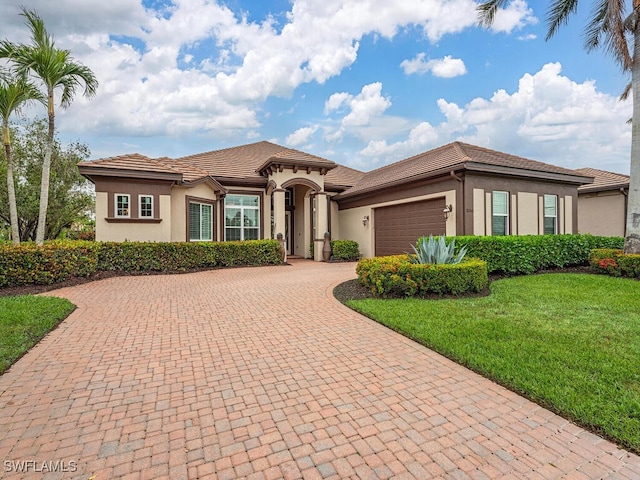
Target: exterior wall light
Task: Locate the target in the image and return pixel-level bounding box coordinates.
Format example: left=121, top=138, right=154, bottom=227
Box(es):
left=362, top=215, right=369, bottom=226
left=443, top=204, right=453, bottom=220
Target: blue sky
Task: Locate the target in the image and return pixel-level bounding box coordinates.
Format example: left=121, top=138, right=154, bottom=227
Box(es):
left=0, top=0, right=632, bottom=174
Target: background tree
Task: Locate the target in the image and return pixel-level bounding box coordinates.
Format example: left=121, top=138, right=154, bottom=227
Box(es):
left=0, top=72, right=44, bottom=244
left=0, top=119, right=94, bottom=241
left=478, top=0, right=640, bottom=253
left=0, top=8, right=98, bottom=245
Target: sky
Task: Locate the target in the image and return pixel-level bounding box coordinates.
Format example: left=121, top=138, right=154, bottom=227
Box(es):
left=0, top=0, right=633, bottom=174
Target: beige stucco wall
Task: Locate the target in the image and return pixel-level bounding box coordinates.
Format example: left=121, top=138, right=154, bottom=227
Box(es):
left=269, top=169, right=325, bottom=191
left=518, top=192, right=539, bottom=235
left=578, top=192, right=626, bottom=237
left=473, top=189, right=485, bottom=235
left=564, top=196, right=573, bottom=234
left=95, top=192, right=172, bottom=242
left=337, top=191, right=457, bottom=258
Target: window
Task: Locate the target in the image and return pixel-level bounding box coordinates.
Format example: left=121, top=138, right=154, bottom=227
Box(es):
left=544, top=195, right=558, bottom=234
left=225, top=194, right=260, bottom=241
left=139, top=195, right=153, bottom=218
left=115, top=194, right=130, bottom=218
left=492, top=191, right=509, bottom=236
left=189, top=202, right=213, bottom=241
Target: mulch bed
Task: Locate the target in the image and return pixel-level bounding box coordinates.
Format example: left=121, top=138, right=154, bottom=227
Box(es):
left=1, top=264, right=596, bottom=299
left=333, top=265, right=596, bottom=303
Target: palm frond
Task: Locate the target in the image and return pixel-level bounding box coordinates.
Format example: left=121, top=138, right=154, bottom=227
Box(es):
left=620, top=81, right=632, bottom=100
left=546, top=0, right=580, bottom=40
left=476, top=0, right=509, bottom=28
left=584, top=0, right=630, bottom=70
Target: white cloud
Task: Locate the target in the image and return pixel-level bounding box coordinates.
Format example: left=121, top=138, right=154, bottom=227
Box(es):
left=490, top=0, right=538, bottom=34
left=401, top=54, right=467, bottom=78
left=518, top=33, right=537, bottom=41
left=323, top=82, right=393, bottom=142
left=0, top=0, right=510, bottom=143
left=356, top=63, right=631, bottom=173
left=286, top=126, right=318, bottom=146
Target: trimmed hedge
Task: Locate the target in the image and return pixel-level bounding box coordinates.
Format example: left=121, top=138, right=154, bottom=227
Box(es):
left=452, top=234, right=624, bottom=275
left=330, top=240, right=360, bottom=261
left=356, top=255, right=488, bottom=297
left=0, top=241, right=99, bottom=287
left=0, top=239, right=283, bottom=288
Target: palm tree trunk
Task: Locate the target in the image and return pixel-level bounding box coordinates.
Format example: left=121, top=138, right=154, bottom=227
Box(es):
left=3, top=121, right=20, bottom=245
left=34, top=89, right=54, bottom=246
left=625, top=7, right=640, bottom=253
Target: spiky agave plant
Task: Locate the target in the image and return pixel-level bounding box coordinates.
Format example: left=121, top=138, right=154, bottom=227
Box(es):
left=409, top=235, right=468, bottom=265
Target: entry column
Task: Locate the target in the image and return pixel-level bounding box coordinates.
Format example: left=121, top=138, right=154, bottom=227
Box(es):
left=314, top=192, right=328, bottom=261
left=273, top=188, right=286, bottom=241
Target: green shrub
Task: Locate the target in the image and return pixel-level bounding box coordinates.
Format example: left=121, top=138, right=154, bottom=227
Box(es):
left=410, top=235, right=467, bottom=264
left=356, top=254, right=488, bottom=297
left=618, top=254, right=640, bottom=278
left=0, top=239, right=282, bottom=288
left=0, top=241, right=99, bottom=287
left=453, top=234, right=624, bottom=274
left=330, top=240, right=360, bottom=261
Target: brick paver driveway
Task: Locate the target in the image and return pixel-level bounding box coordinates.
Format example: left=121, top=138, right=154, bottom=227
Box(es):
left=1, top=260, right=639, bottom=480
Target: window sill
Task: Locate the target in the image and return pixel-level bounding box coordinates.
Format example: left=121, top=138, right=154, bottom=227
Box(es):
left=105, top=217, right=162, bottom=224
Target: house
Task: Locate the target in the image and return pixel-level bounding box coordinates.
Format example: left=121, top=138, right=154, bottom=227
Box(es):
left=78, top=141, right=595, bottom=260
left=575, top=167, right=629, bottom=237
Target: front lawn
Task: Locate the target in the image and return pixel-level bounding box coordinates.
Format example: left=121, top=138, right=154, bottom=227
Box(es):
left=0, top=295, right=75, bottom=375
left=346, top=273, right=640, bottom=454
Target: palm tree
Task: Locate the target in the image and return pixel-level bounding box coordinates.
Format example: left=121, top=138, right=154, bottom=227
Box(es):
left=478, top=0, right=640, bottom=253
left=0, top=72, right=45, bottom=244
left=0, top=8, right=98, bottom=245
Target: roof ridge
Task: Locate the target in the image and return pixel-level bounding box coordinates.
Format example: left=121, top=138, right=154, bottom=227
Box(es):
left=177, top=140, right=278, bottom=161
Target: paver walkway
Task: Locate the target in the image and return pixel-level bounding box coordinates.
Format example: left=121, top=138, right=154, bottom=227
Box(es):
left=1, top=260, right=639, bottom=480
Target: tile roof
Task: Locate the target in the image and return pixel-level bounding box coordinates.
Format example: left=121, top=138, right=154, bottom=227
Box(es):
left=325, top=164, right=366, bottom=189
left=574, top=167, right=629, bottom=192
left=177, top=141, right=337, bottom=181
left=79, top=153, right=183, bottom=176
left=338, top=142, right=592, bottom=198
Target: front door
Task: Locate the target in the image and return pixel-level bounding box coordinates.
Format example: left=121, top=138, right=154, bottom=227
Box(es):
left=285, top=211, right=293, bottom=255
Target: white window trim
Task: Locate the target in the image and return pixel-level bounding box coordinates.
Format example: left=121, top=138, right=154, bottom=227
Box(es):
left=224, top=194, right=260, bottom=241
left=544, top=195, right=558, bottom=234
left=115, top=193, right=130, bottom=218
left=139, top=194, right=154, bottom=218
left=492, top=191, right=509, bottom=236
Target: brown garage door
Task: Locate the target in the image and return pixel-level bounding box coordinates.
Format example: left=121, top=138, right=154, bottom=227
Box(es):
left=374, top=198, right=447, bottom=256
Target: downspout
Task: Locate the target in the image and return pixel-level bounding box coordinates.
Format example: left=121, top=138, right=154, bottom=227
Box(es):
left=450, top=171, right=464, bottom=235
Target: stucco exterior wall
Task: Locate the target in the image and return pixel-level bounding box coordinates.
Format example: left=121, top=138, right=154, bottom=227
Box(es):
left=468, top=176, right=578, bottom=236
left=95, top=192, right=172, bottom=242
left=578, top=192, right=626, bottom=237
left=518, top=192, right=539, bottom=235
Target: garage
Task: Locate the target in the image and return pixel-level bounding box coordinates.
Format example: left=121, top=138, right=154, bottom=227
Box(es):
left=374, top=198, right=447, bottom=256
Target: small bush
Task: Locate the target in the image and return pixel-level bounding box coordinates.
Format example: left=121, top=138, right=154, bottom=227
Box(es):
left=589, top=248, right=622, bottom=275
left=356, top=255, right=488, bottom=297
left=590, top=248, right=640, bottom=278
left=454, top=234, right=624, bottom=274
left=331, top=240, right=360, bottom=261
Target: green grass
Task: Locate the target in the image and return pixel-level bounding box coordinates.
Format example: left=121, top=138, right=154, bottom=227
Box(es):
left=347, top=273, right=640, bottom=454
left=0, top=295, right=75, bottom=375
